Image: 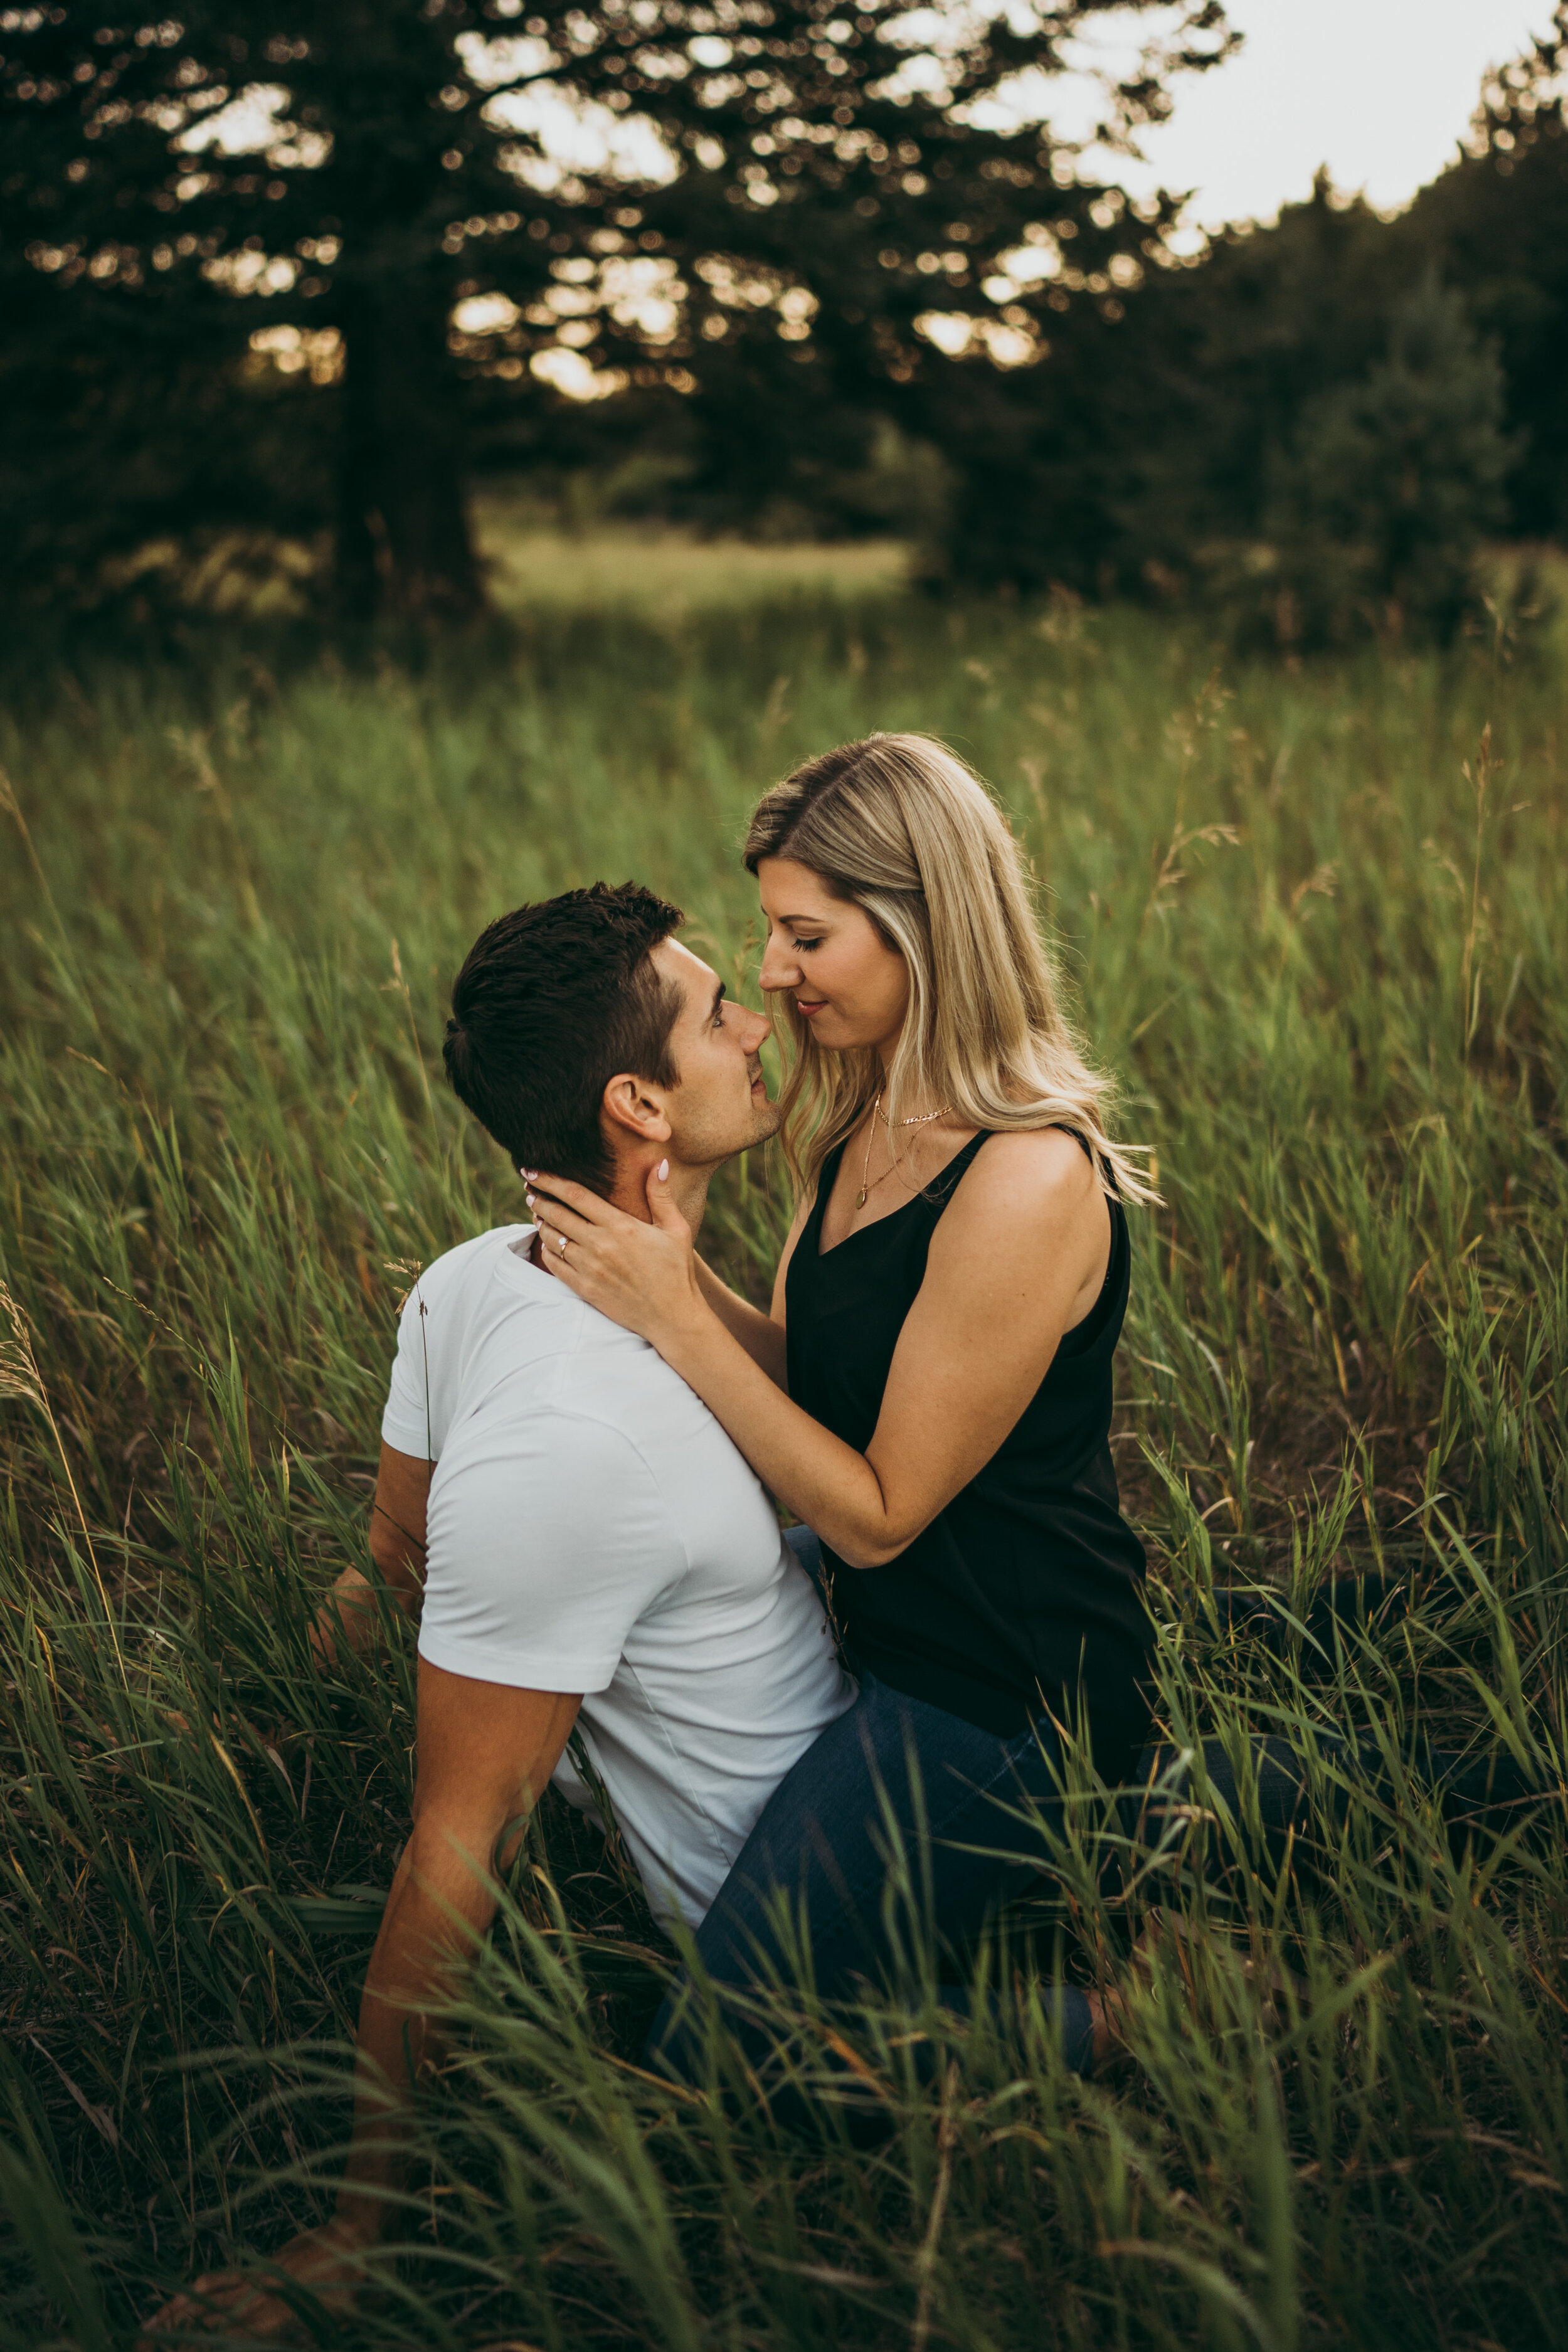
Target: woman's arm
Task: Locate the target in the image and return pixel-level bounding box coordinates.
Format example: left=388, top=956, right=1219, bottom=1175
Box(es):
left=527, top=1136, right=1108, bottom=1568
left=657, top=1190, right=812, bottom=1389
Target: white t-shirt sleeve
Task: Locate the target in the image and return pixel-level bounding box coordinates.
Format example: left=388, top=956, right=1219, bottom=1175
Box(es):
left=379, top=1230, right=521, bottom=1461
left=417, top=1409, right=686, bottom=1697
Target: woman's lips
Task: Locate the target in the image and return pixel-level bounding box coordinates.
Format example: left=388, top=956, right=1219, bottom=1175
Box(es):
left=797, top=999, right=827, bottom=1018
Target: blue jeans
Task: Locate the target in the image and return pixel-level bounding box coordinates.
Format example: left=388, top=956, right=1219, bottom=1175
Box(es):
left=644, top=1529, right=1545, bottom=2108
left=645, top=1528, right=1099, bottom=2100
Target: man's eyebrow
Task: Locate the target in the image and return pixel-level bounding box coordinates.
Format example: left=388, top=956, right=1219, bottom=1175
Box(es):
left=709, top=978, right=726, bottom=1020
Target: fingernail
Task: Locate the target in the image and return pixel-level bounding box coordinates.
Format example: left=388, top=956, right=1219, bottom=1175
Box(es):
left=523, top=1168, right=538, bottom=1181
left=525, top=1191, right=535, bottom=1209
left=657, top=1159, right=669, bottom=1182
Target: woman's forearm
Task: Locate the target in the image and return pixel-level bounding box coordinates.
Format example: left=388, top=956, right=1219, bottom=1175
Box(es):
left=694, top=1259, right=788, bottom=1386
left=663, top=1305, right=902, bottom=1565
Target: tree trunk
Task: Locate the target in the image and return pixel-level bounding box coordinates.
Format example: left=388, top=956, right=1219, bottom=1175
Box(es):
left=336, top=285, right=484, bottom=623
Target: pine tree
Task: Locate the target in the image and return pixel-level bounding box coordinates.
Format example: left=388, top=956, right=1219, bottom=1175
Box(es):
left=1266, top=272, right=1517, bottom=642
left=1405, top=0, right=1568, bottom=541
left=1, top=1, right=1232, bottom=618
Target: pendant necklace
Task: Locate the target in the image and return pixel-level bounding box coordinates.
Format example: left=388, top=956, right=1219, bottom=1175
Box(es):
left=855, top=1092, right=951, bottom=1210
left=854, top=1091, right=882, bottom=1209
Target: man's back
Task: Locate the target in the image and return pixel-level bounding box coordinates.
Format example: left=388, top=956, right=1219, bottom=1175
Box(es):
left=381, top=1225, right=853, bottom=1926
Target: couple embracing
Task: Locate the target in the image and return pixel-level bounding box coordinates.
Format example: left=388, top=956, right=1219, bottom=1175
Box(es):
left=155, top=731, right=1543, bottom=2335
left=154, top=728, right=1155, bottom=2329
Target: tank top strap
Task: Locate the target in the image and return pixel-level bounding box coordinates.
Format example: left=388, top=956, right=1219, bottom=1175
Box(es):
left=925, top=1129, right=991, bottom=1210
left=803, top=1128, right=993, bottom=1255
left=930, top=1125, right=1096, bottom=1209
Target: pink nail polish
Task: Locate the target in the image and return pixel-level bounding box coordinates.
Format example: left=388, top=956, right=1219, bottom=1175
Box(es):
left=657, top=1159, right=669, bottom=1181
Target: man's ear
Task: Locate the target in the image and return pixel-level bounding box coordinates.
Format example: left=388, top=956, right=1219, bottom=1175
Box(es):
left=600, top=1072, right=674, bottom=1149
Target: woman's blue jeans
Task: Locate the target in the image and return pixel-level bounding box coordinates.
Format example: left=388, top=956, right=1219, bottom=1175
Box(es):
left=644, top=1528, right=1101, bottom=2094
left=643, top=1528, right=1544, bottom=2107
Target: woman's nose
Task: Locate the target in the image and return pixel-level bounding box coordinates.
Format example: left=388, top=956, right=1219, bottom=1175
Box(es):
left=758, top=938, right=796, bottom=992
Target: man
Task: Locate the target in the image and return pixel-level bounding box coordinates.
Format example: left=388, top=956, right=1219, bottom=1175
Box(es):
left=151, top=881, right=854, bottom=2336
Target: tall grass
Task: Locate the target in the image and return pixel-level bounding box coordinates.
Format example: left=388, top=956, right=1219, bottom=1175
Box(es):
left=0, top=564, right=1564, bottom=2347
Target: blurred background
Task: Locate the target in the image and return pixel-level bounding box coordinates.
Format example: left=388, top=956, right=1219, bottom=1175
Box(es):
left=3, top=14, right=1568, bottom=2340
left=3, top=0, right=1563, bottom=648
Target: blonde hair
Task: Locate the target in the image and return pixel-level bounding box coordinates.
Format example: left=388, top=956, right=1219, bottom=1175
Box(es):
left=743, top=732, right=1155, bottom=1205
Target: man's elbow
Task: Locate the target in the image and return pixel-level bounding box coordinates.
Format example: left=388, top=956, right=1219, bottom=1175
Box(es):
left=312, top=1569, right=415, bottom=1668
left=409, top=1778, right=551, bottom=1886
left=400, top=1803, right=516, bottom=1922
left=368, top=1537, right=425, bottom=1614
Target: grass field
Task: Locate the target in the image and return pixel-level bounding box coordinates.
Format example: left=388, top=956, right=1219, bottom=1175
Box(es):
left=0, top=548, right=1564, bottom=2349
left=474, top=495, right=911, bottom=615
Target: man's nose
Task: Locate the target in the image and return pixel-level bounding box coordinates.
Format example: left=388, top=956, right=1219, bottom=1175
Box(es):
left=741, top=1006, right=772, bottom=1054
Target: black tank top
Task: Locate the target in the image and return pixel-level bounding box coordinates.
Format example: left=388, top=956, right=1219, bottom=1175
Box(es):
left=785, top=1131, right=1154, bottom=1771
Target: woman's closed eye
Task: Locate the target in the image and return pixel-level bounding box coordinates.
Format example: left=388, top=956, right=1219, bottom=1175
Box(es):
left=790, top=936, right=821, bottom=953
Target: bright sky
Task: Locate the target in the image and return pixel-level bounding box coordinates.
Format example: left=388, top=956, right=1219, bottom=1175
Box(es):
left=1101, top=1, right=1559, bottom=230
left=191, top=1, right=1560, bottom=245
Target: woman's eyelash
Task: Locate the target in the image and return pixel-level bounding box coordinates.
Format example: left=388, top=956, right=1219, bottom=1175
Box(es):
left=791, top=936, right=820, bottom=951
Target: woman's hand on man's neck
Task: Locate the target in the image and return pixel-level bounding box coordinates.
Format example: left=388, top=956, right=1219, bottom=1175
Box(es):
left=607, top=1148, right=712, bottom=1239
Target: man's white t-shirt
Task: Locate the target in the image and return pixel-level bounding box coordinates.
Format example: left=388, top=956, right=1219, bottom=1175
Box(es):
left=380, top=1224, right=854, bottom=1929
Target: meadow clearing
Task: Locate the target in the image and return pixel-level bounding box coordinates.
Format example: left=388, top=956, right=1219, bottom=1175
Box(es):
left=0, top=537, right=1564, bottom=2349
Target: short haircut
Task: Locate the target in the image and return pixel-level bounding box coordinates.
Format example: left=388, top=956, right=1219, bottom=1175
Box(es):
left=443, top=882, right=684, bottom=1191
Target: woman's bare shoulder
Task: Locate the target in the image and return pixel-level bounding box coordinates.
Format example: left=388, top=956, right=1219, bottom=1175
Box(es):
left=956, top=1126, right=1101, bottom=1210
left=933, top=1128, right=1108, bottom=1300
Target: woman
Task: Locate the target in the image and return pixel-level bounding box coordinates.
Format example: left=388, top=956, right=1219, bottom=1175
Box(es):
left=526, top=732, right=1158, bottom=2080
left=527, top=736, right=1547, bottom=2099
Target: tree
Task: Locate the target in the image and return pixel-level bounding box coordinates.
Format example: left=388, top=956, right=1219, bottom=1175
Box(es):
left=1, top=0, right=1232, bottom=618
left=1265, top=273, right=1516, bottom=642
left=1105, top=174, right=1409, bottom=581
left=1014, top=5, right=1568, bottom=610
left=1404, top=2, right=1568, bottom=541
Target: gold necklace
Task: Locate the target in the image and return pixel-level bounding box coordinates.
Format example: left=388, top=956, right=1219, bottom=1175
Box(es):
left=855, top=1091, right=883, bottom=1210
left=878, top=1101, right=951, bottom=1128
left=854, top=1094, right=951, bottom=1210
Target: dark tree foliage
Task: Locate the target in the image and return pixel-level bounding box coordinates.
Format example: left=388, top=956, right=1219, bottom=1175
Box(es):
left=1404, top=10, right=1568, bottom=543
left=0, top=0, right=1232, bottom=617
left=1264, top=273, right=1516, bottom=644
left=1019, top=4, right=1568, bottom=634
left=1101, top=175, right=1412, bottom=578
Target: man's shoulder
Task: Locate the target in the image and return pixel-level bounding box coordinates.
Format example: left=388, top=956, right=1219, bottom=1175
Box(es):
left=400, top=1224, right=531, bottom=1315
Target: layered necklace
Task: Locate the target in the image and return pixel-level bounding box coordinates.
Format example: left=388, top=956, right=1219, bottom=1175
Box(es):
left=855, top=1090, right=951, bottom=1210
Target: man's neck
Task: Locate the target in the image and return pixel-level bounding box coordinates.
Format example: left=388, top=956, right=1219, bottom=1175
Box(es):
left=607, top=1158, right=711, bottom=1236
left=524, top=1160, right=711, bottom=1261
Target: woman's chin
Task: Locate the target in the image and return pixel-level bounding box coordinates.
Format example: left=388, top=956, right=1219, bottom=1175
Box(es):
left=803, top=1014, right=863, bottom=1052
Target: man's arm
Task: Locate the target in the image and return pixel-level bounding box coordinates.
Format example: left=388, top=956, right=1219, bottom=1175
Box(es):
left=146, top=1661, right=581, bottom=2338
left=312, top=1443, right=432, bottom=1665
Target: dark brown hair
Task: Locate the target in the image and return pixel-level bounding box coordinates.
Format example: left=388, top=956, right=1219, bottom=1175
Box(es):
left=443, top=882, right=684, bottom=1191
